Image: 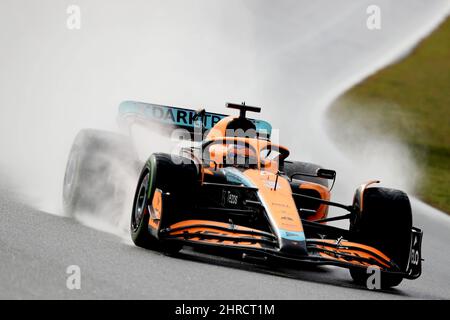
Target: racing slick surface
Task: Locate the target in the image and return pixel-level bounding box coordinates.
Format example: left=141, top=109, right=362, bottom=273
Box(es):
left=1, top=1, right=450, bottom=299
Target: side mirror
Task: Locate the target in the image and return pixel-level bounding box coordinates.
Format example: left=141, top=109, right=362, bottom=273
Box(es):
left=316, top=168, right=336, bottom=180
left=290, top=168, right=337, bottom=191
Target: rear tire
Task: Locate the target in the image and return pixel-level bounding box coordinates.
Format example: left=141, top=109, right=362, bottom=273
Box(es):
left=62, top=129, right=138, bottom=219
left=349, top=187, right=412, bottom=288
left=130, top=153, right=197, bottom=253
left=283, top=161, right=329, bottom=188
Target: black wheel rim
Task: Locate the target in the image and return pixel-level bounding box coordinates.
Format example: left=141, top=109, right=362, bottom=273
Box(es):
left=132, top=172, right=149, bottom=231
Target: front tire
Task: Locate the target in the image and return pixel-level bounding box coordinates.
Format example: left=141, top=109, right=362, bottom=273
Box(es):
left=349, top=187, right=413, bottom=288
left=130, top=153, right=197, bottom=253
left=130, top=169, right=158, bottom=249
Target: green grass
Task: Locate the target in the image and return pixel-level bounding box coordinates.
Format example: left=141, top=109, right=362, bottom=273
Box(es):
left=328, top=17, right=450, bottom=213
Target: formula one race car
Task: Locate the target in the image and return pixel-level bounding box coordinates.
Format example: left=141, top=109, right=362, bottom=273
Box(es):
left=63, top=101, right=423, bottom=289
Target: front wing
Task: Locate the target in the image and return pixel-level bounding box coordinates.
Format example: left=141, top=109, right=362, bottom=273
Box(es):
left=159, top=220, right=422, bottom=280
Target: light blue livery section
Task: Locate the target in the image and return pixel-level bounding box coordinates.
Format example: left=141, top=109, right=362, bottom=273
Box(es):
left=118, top=101, right=272, bottom=137
left=279, top=230, right=306, bottom=242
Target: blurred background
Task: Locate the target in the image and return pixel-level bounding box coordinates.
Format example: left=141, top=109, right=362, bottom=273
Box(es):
left=0, top=0, right=448, bottom=222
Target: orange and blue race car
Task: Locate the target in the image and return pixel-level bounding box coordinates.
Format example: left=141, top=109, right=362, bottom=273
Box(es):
left=63, top=101, right=423, bottom=289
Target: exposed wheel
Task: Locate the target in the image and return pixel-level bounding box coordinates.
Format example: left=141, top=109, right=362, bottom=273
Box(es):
left=62, top=129, right=138, bottom=220
left=283, top=161, right=329, bottom=188
left=349, top=187, right=412, bottom=288
left=130, top=153, right=197, bottom=253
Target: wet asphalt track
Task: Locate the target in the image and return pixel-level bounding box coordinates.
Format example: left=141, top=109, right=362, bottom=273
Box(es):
left=1, top=190, right=449, bottom=299
left=1, top=1, right=450, bottom=299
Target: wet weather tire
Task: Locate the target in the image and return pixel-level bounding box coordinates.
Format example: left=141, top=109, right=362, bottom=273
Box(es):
left=130, top=153, right=197, bottom=253
left=62, top=129, right=138, bottom=218
left=349, top=187, right=413, bottom=289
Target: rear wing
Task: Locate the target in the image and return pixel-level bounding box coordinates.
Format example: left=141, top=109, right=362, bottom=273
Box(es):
left=117, top=101, right=272, bottom=138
